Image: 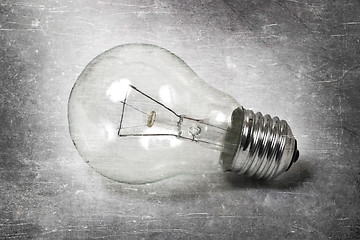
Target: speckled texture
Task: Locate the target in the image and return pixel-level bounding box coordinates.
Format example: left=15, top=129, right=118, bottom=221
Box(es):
left=0, top=0, right=359, bottom=239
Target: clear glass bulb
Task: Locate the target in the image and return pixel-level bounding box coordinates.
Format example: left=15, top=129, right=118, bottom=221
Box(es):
left=68, top=43, right=299, bottom=184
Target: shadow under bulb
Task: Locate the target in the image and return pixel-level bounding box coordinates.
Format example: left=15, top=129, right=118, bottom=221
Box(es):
left=68, top=43, right=299, bottom=184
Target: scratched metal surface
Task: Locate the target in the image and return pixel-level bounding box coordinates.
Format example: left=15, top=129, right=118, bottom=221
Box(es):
left=1, top=0, right=359, bottom=239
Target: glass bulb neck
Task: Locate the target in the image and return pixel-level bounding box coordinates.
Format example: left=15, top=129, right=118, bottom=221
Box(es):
left=222, top=108, right=299, bottom=179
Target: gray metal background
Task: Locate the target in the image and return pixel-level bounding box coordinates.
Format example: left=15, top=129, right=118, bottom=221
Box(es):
left=1, top=0, right=359, bottom=239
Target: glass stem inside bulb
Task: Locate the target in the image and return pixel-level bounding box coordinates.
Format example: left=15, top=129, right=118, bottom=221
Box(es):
left=117, top=83, right=228, bottom=151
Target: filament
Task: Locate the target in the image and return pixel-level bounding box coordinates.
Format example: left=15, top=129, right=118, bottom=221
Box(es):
left=116, top=84, right=227, bottom=149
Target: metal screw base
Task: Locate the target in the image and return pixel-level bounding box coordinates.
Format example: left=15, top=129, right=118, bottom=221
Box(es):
left=230, top=109, right=299, bottom=179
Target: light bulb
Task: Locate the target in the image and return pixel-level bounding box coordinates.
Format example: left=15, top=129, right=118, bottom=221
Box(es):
left=68, top=43, right=299, bottom=184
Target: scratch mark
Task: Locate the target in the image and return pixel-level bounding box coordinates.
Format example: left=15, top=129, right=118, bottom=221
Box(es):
left=78, top=21, right=96, bottom=27
left=259, top=35, right=280, bottom=39
left=109, top=11, right=172, bottom=16
left=343, top=22, right=360, bottom=25
left=331, top=34, right=360, bottom=37
left=292, top=225, right=314, bottom=233
left=269, top=62, right=278, bottom=66
left=223, top=1, right=300, bottom=74
left=263, top=23, right=279, bottom=27
left=276, top=191, right=302, bottom=195
left=175, top=213, right=210, bottom=219
left=273, top=0, right=323, bottom=46
left=42, top=31, right=111, bottom=39
left=306, top=62, right=329, bottom=74
left=0, top=233, right=29, bottom=238
left=0, top=28, right=40, bottom=31
left=177, top=212, right=209, bottom=216
left=123, top=187, right=139, bottom=191
left=316, top=65, right=360, bottom=83
left=135, top=228, right=208, bottom=237
left=218, top=215, right=259, bottom=219
left=98, top=1, right=155, bottom=8
left=75, top=7, right=102, bottom=13
left=0, top=223, right=32, bottom=226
